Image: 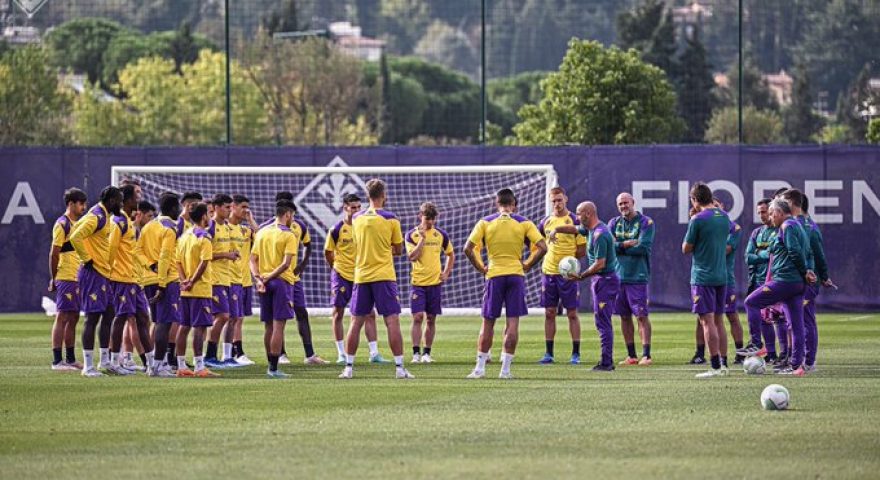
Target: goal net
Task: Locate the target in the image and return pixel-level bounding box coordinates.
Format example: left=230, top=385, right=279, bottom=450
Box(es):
left=113, top=160, right=557, bottom=316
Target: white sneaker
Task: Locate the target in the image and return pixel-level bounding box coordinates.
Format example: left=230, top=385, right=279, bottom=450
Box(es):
left=695, top=368, right=725, bottom=378
left=150, top=365, right=176, bottom=378
left=498, top=371, right=514, bottom=379
left=338, top=367, right=353, bottom=379
left=420, top=354, right=434, bottom=364
left=278, top=354, right=291, bottom=365
left=81, top=367, right=103, bottom=377
left=466, top=369, right=485, bottom=379
left=235, top=355, right=255, bottom=366
left=412, top=353, right=421, bottom=363
left=395, top=368, right=415, bottom=379
left=122, top=358, right=145, bottom=372
left=98, top=361, right=113, bottom=370
left=51, top=362, right=77, bottom=371
left=105, top=364, right=135, bottom=376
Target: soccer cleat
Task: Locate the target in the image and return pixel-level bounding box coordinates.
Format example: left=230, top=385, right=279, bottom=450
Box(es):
left=804, top=364, right=817, bottom=373
left=736, top=343, right=767, bottom=357
left=411, top=353, right=421, bottom=364
left=266, top=369, right=290, bottom=379
left=335, top=354, right=346, bottom=365
left=150, top=366, right=176, bottom=378
left=618, top=357, right=639, bottom=366
left=105, top=364, right=135, bottom=376
left=733, top=355, right=745, bottom=365
left=278, top=354, right=291, bottom=365
left=52, top=362, right=77, bottom=371
left=369, top=354, right=391, bottom=364
left=304, top=355, right=329, bottom=365
left=338, top=367, right=353, bottom=379
left=64, top=361, right=84, bottom=370
left=194, top=368, right=221, bottom=378
left=777, top=366, right=805, bottom=376
left=591, top=363, right=615, bottom=372
left=765, top=354, right=779, bottom=365
left=569, top=354, right=581, bottom=365
left=420, top=354, right=434, bottom=364
left=395, top=368, right=415, bottom=379
left=498, top=371, right=514, bottom=379
left=466, top=369, right=485, bottom=379
left=638, top=356, right=653, bottom=366
left=222, top=358, right=243, bottom=368
left=176, top=368, right=195, bottom=378
left=235, top=355, right=255, bottom=366
left=81, top=367, right=103, bottom=378
left=538, top=353, right=554, bottom=364
left=205, top=358, right=226, bottom=369
left=695, top=368, right=725, bottom=378
left=689, top=355, right=706, bottom=365
left=123, top=358, right=146, bottom=372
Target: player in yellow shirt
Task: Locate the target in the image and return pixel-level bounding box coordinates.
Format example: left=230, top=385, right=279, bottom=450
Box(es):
left=324, top=193, right=387, bottom=365
left=406, top=202, right=454, bottom=364
left=464, top=188, right=547, bottom=379
left=340, top=179, right=413, bottom=380
left=174, top=203, right=218, bottom=378
left=537, top=187, right=587, bottom=365
left=179, top=192, right=202, bottom=232
left=120, top=200, right=156, bottom=372
left=204, top=194, right=241, bottom=369
left=250, top=200, right=298, bottom=378
left=225, top=194, right=257, bottom=366
left=69, top=185, right=123, bottom=377
left=49, top=188, right=87, bottom=371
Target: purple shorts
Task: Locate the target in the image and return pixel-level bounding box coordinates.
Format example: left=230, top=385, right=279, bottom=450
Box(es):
left=691, top=285, right=726, bottom=315
left=143, top=284, right=159, bottom=320
left=54, top=280, right=80, bottom=313
left=591, top=273, right=620, bottom=314
left=259, top=278, right=294, bottom=322
left=242, top=285, right=253, bottom=316
left=482, top=275, right=527, bottom=320
left=724, top=285, right=738, bottom=314
left=330, top=270, right=354, bottom=308
left=291, top=281, right=307, bottom=309
left=155, top=282, right=181, bottom=324
left=614, top=283, right=649, bottom=317
left=540, top=274, right=579, bottom=310
left=77, top=265, right=110, bottom=313
left=411, top=284, right=442, bottom=315
left=352, top=281, right=401, bottom=317
left=135, top=286, right=149, bottom=315
left=112, top=281, right=139, bottom=317
left=181, top=297, right=213, bottom=327
left=229, top=284, right=243, bottom=319
left=211, top=285, right=230, bottom=316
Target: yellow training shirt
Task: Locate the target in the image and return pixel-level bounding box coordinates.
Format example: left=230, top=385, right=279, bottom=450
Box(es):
left=467, top=212, right=543, bottom=279
left=287, top=218, right=310, bottom=283
left=324, top=220, right=356, bottom=282
left=352, top=207, right=403, bottom=283
left=538, top=212, right=586, bottom=275
left=136, top=216, right=182, bottom=287
left=207, top=220, right=234, bottom=286
left=108, top=211, right=138, bottom=283
left=252, top=223, right=297, bottom=284
left=52, top=213, right=80, bottom=282
left=406, top=227, right=453, bottom=286
left=69, top=203, right=114, bottom=278
left=178, top=227, right=213, bottom=298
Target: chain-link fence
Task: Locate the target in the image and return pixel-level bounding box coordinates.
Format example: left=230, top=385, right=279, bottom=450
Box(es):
left=1, top=0, right=878, bottom=147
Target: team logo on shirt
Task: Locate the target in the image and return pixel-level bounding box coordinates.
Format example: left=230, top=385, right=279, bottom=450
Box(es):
left=294, top=156, right=367, bottom=239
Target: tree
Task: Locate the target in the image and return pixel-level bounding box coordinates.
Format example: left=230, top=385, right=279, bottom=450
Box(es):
left=44, top=18, right=132, bottom=85
left=705, top=106, right=785, bottom=144
left=835, top=63, right=878, bottom=142
left=262, top=0, right=304, bottom=36
left=101, top=33, right=167, bottom=88
left=413, top=21, right=479, bottom=79
left=0, top=46, right=71, bottom=145
left=487, top=71, right=547, bottom=135
left=718, top=57, right=779, bottom=111
left=378, top=0, right=433, bottom=55
left=867, top=118, right=880, bottom=144
left=678, top=25, right=715, bottom=142
left=617, top=0, right=678, bottom=79
left=783, top=62, right=823, bottom=144
left=513, top=40, right=684, bottom=145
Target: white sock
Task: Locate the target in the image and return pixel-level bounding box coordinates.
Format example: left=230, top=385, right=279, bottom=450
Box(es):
left=476, top=352, right=489, bottom=371
left=83, top=349, right=94, bottom=370
left=345, top=353, right=355, bottom=366
left=500, top=352, right=514, bottom=374
left=99, top=348, right=110, bottom=365
left=393, top=355, right=404, bottom=368
left=368, top=341, right=379, bottom=357
left=110, top=352, right=119, bottom=365
left=194, top=355, right=205, bottom=372
left=336, top=341, right=345, bottom=355
left=146, top=351, right=155, bottom=367
left=222, top=342, right=233, bottom=360
left=177, top=355, right=187, bottom=369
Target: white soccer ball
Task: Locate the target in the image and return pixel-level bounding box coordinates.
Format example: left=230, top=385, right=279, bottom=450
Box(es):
left=761, top=384, right=790, bottom=411
left=558, top=256, right=579, bottom=277
left=743, top=356, right=766, bottom=375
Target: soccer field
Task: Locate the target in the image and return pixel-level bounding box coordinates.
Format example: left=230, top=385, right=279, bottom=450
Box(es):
left=1, top=312, right=879, bottom=479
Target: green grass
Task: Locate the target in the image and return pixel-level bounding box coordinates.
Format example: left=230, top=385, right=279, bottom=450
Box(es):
left=1, top=312, right=879, bottom=479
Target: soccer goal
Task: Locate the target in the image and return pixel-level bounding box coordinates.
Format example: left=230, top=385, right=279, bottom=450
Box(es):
left=112, top=161, right=558, bottom=316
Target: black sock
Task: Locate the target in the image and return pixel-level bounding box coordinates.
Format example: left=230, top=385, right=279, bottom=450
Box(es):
left=710, top=355, right=721, bottom=370
left=721, top=356, right=728, bottom=367
left=139, top=353, right=147, bottom=366
left=52, top=348, right=62, bottom=365
left=696, top=344, right=705, bottom=358
left=234, top=340, right=244, bottom=357
left=423, top=347, right=431, bottom=355
left=642, top=344, right=651, bottom=358
left=281, top=346, right=287, bottom=356
left=268, top=354, right=279, bottom=371
left=545, top=340, right=554, bottom=356
left=626, top=343, right=636, bottom=358
left=571, top=341, right=580, bottom=356
left=413, top=346, right=421, bottom=355
left=168, top=343, right=177, bottom=365
left=65, top=347, right=76, bottom=363
left=735, top=341, right=744, bottom=349
left=303, top=343, right=315, bottom=358
left=206, top=341, right=218, bottom=360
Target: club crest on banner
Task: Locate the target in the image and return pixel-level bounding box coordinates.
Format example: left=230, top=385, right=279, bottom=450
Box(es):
left=295, top=156, right=367, bottom=238
left=13, top=0, right=50, bottom=17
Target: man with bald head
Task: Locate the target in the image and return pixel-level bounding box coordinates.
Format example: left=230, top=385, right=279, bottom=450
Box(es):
left=551, top=201, right=619, bottom=371
left=607, top=193, right=655, bottom=366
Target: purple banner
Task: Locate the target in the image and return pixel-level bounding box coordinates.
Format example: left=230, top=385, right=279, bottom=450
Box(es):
left=4, top=145, right=879, bottom=312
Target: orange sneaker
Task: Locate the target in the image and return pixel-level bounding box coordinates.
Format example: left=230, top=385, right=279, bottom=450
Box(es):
left=194, top=368, right=220, bottom=378
left=176, top=368, right=195, bottom=377
left=638, top=356, right=653, bottom=366
left=618, top=357, right=638, bottom=366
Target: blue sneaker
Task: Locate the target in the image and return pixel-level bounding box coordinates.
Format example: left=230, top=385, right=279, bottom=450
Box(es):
left=570, top=354, right=581, bottom=365
left=369, top=354, right=391, bottom=364
left=222, top=358, right=243, bottom=368
left=266, top=369, right=289, bottom=379
left=205, top=358, right=226, bottom=369
left=538, top=353, right=554, bottom=364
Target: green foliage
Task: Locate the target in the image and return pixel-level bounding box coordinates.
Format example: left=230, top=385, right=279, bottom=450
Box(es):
left=867, top=119, right=880, bottom=144
left=487, top=71, right=547, bottom=135
left=678, top=26, right=716, bottom=143
left=835, top=64, right=879, bottom=142
left=101, top=33, right=167, bottom=88
left=616, top=0, right=678, bottom=79
left=705, top=106, right=785, bottom=144
left=513, top=40, right=684, bottom=145
left=718, top=57, right=779, bottom=112
left=413, top=21, right=479, bottom=80
left=813, top=123, right=853, bottom=144
left=0, top=46, right=71, bottom=145
left=45, top=18, right=132, bottom=84
left=783, top=62, right=823, bottom=144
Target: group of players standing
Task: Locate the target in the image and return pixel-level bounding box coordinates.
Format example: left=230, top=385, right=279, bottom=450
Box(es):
left=46, top=176, right=831, bottom=379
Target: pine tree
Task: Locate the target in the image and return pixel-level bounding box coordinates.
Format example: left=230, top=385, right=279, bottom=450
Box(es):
left=783, top=62, right=823, bottom=144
